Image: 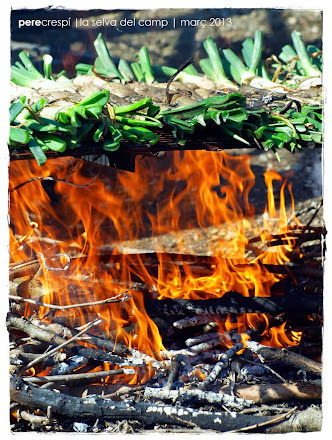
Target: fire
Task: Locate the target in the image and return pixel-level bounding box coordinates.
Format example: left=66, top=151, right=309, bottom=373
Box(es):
left=9, top=150, right=302, bottom=381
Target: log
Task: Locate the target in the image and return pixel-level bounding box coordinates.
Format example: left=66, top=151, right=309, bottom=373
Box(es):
left=234, top=382, right=321, bottom=404
left=263, top=407, right=322, bottom=433
left=10, top=376, right=302, bottom=433
left=144, top=291, right=322, bottom=317
left=144, top=386, right=253, bottom=410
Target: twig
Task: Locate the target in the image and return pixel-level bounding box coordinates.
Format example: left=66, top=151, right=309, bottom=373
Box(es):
left=23, top=368, right=136, bottom=384
left=305, top=198, right=323, bottom=228
left=7, top=314, right=145, bottom=364
left=9, top=287, right=133, bottom=311
left=189, top=335, right=229, bottom=354
left=243, top=357, right=286, bottom=383
left=11, top=351, right=66, bottom=368
left=185, top=331, right=230, bottom=348
left=17, top=409, right=50, bottom=426
left=9, top=173, right=98, bottom=192
left=164, top=355, right=182, bottom=390
left=226, top=406, right=297, bottom=433
left=20, top=319, right=101, bottom=372
left=198, top=343, right=244, bottom=390
left=173, top=315, right=217, bottom=329
left=49, top=355, right=88, bottom=375
left=37, top=252, right=70, bottom=271
left=165, top=57, right=194, bottom=104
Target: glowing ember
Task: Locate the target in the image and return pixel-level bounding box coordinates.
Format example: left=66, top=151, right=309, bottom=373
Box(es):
left=9, top=150, right=302, bottom=381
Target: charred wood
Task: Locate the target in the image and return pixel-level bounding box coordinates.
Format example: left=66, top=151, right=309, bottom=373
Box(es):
left=144, top=291, right=322, bottom=317
left=11, top=352, right=66, bottom=368
left=144, top=386, right=253, bottom=410
left=246, top=341, right=322, bottom=376
left=49, top=355, right=88, bottom=375
left=10, top=376, right=299, bottom=433
left=198, top=343, right=244, bottom=390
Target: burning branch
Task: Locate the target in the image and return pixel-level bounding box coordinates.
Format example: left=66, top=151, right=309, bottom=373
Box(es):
left=22, top=368, right=136, bottom=385
left=9, top=287, right=133, bottom=311
left=145, top=292, right=322, bottom=318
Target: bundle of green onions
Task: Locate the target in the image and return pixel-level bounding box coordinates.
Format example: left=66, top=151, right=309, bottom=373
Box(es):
left=74, top=31, right=321, bottom=88
left=9, top=31, right=322, bottom=166
left=159, top=94, right=322, bottom=160
left=9, top=86, right=322, bottom=165
left=10, top=91, right=162, bottom=165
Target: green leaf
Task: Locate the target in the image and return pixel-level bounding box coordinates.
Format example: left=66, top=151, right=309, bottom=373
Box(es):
left=202, top=37, right=232, bottom=86
left=43, top=54, right=53, bottom=80
left=138, top=46, right=155, bottom=84
left=114, top=98, right=153, bottom=115
left=115, top=115, right=162, bottom=128
left=242, top=38, right=254, bottom=68
left=253, top=125, right=268, bottom=139
left=147, top=104, right=161, bottom=118
left=226, top=107, right=248, bottom=123
left=75, top=90, right=110, bottom=108
left=193, top=113, right=206, bottom=126
left=70, top=110, right=82, bottom=128
left=103, top=138, right=121, bottom=151
left=75, top=63, right=94, bottom=75
left=11, top=65, right=39, bottom=87
left=119, top=124, right=159, bottom=143
left=9, top=126, right=31, bottom=144
left=291, top=30, right=321, bottom=77
left=205, top=110, right=221, bottom=125
left=28, top=138, right=48, bottom=165
left=18, top=51, right=44, bottom=79
left=73, top=121, right=96, bottom=147
left=94, top=33, right=124, bottom=81
left=10, top=97, right=27, bottom=123
left=34, top=133, right=67, bottom=152
left=222, top=49, right=247, bottom=78
left=93, top=118, right=106, bottom=142
left=199, top=58, right=218, bottom=82
left=118, top=59, right=135, bottom=82
left=30, top=99, right=48, bottom=114
left=131, top=62, right=144, bottom=82
left=249, top=30, right=263, bottom=73
left=220, top=126, right=250, bottom=145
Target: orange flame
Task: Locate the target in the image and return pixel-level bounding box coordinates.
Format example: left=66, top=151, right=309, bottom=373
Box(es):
left=9, top=151, right=302, bottom=381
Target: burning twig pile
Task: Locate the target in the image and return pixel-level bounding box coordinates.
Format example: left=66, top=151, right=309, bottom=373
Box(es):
left=8, top=146, right=323, bottom=432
